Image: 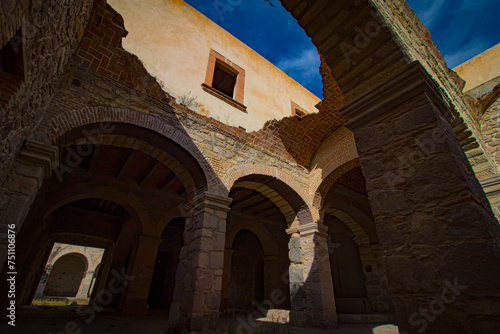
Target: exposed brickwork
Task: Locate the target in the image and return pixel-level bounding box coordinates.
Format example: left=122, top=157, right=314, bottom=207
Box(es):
left=480, top=97, right=500, bottom=167
left=309, top=127, right=358, bottom=203
left=280, top=0, right=410, bottom=103
left=73, top=0, right=168, bottom=102
left=0, top=0, right=93, bottom=183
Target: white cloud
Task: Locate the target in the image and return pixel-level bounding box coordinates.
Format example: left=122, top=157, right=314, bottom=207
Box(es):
left=444, top=42, right=486, bottom=68
left=417, top=0, right=447, bottom=28
left=276, top=47, right=321, bottom=85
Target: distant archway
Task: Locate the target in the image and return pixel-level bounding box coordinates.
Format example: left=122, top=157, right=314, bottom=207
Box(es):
left=44, top=253, right=88, bottom=297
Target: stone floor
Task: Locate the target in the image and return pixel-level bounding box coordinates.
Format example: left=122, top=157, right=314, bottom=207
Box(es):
left=0, top=306, right=399, bottom=334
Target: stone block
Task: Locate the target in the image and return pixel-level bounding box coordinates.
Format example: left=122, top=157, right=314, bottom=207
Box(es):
left=288, top=248, right=302, bottom=263
left=289, top=264, right=304, bottom=283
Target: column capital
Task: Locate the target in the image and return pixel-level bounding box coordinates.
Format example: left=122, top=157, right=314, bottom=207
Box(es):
left=339, top=61, right=453, bottom=130
left=188, top=191, right=233, bottom=215
left=18, top=139, right=59, bottom=178
left=286, top=222, right=328, bottom=237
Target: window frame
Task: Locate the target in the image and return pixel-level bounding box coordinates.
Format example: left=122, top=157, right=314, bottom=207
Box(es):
left=202, top=49, right=246, bottom=112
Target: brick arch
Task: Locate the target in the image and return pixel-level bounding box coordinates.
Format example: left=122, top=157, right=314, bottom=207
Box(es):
left=41, top=183, right=150, bottom=235
left=309, top=127, right=358, bottom=199
left=313, top=159, right=360, bottom=209
left=63, top=134, right=197, bottom=201
left=222, top=163, right=309, bottom=204
left=226, top=164, right=314, bottom=228
left=233, top=180, right=297, bottom=226
left=35, top=106, right=223, bottom=195
left=280, top=0, right=410, bottom=103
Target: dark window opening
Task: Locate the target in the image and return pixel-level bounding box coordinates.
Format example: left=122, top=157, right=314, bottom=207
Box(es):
left=0, top=27, right=24, bottom=105
left=295, top=108, right=305, bottom=116
left=212, top=60, right=237, bottom=98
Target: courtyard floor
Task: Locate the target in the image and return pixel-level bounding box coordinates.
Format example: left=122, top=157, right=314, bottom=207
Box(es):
left=0, top=306, right=399, bottom=334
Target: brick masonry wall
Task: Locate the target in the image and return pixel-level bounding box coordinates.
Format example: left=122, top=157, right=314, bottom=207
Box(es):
left=0, top=0, right=94, bottom=183
left=30, top=0, right=363, bottom=207
left=480, top=97, right=500, bottom=167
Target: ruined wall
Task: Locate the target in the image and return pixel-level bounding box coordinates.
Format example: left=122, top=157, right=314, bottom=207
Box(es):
left=0, top=0, right=94, bottom=183
left=106, top=0, right=321, bottom=131
left=33, top=0, right=314, bottom=200
left=371, top=0, right=499, bottom=179
left=480, top=98, right=500, bottom=168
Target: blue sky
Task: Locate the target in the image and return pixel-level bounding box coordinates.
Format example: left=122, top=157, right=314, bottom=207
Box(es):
left=184, top=0, right=500, bottom=98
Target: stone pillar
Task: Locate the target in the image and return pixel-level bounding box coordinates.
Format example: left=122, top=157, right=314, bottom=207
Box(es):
left=35, top=265, right=52, bottom=298
left=340, top=62, right=500, bottom=333
left=287, top=223, right=336, bottom=329
left=90, top=248, right=113, bottom=303
left=169, top=192, right=232, bottom=331
left=118, top=235, right=163, bottom=316
left=0, top=140, right=58, bottom=270
left=76, top=270, right=95, bottom=299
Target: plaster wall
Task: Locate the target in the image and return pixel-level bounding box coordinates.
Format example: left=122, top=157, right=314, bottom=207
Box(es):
left=454, top=43, right=500, bottom=93
left=107, top=0, right=321, bottom=131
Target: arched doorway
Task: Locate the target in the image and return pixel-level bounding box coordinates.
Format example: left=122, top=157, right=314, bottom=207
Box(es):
left=148, top=218, right=185, bottom=309
left=228, top=229, right=265, bottom=310
left=44, top=253, right=87, bottom=297
left=325, top=215, right=368, bottom=314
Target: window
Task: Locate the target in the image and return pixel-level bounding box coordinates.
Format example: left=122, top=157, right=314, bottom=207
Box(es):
left=212, top=60, right=237, bottom=98
left=291, top=101, right=308, bottom=116
left=0, top=27, right=24, bottom=106
left=202, top=49, right=246, bottom=112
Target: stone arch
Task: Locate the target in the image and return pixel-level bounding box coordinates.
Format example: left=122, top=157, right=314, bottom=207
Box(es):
left=43, top=253, right=88, bottom=297
left=323, top=192, right=378, bottom=244
left=226, top=220, right=279, bottom=258
left=326, top=208, right=370, bottom=248
left=153, top=206, right=185, bottom=237
left=233, top=180, right=297, bottom=226
left=279, top=0, right=411, bottom=103
left=34, top=107, right=222, bottom=194
left=227, top=170, right=313, bottom=228
left=48, top=251, right=89, bottom=272
left=48, top=248, right=93, bottom=274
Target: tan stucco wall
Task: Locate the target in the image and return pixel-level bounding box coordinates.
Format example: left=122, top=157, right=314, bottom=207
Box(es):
left=454, top=43, right=500, bottom=92
left=107, top=0, right=321, bottom=131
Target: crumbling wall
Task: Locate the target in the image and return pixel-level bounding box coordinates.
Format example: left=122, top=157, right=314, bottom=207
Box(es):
left=0, top=0, right=94, bottom=183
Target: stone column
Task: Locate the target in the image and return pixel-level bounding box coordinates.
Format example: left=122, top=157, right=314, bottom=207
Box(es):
left=89, top=248, right=113, bottom=303
left=35, top=265, right=52, bottom=298
left=340, top=62, right=500, bottom=333
left=287, top=223, right=336, bottom=329
left=0, top=140, right=58, bottom=270
left=169, top=192, right=232, bottom=331
left=118, top=235, right=163, bottom=316
left=76, top=270, right=95, bottom=299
